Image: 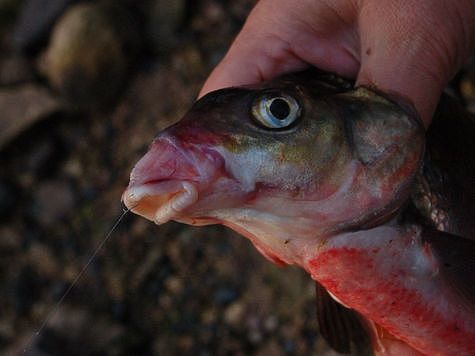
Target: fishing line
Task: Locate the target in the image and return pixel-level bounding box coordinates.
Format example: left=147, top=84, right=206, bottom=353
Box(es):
left=23, top=204, right=136, bottom=354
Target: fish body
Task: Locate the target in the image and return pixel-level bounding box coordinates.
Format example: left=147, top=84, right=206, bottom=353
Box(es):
left=123, top=70, right=475, bottom=355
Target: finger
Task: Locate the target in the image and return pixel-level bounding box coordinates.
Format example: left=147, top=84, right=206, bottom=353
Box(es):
left=357, top=43, right=445, bottom=129
left=199, top=0, right=360, bottom=98
left=356, top=0, right=474, bottom=127
left=199, top=2, right=306, bottom=98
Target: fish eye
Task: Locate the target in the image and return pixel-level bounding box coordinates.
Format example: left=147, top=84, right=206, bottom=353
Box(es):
left=252, top=93, right=301, bottom=129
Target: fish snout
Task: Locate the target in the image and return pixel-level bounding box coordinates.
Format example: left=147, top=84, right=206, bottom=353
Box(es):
left=122, top=137, right=223, bottom=224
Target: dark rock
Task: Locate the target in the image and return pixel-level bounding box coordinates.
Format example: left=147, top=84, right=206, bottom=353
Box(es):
left=12, top=265, right=41, bottom=314
left=32, top=180, right=75, bottom=226
left=0, top=53, right=34, bottom=85
left=41, top=2, right=140, bottom=111
left=460, top=68, right=475, bottom=114
left=214, top=286, right=237, bottom=305
left=7, top=307, right=125, bottom=356
left=146, top=0, right=186, bottom=52
left=0, top=225, right=22, bottom=252
left=25, top=138, right=55, bottom=176
left=0, top=179, right=16, bottom=219
left=11, top=0, right=77, bottom=52
left=0, top=0, right=24, bottom=37
left=0, top=84, right=61, bottom=150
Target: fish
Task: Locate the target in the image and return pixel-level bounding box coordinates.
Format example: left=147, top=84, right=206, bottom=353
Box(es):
left=122, top=69, right=475, bottom=355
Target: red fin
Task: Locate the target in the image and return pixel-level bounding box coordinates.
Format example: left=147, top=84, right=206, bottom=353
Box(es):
left=315, top=282, right=372, bottom=355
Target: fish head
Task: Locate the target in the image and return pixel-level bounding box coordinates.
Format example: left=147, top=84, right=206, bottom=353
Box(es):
left=123, top=70, right=425, bottom=265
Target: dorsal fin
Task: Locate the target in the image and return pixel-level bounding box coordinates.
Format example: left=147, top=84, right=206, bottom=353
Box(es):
left=422, top=227, right=475, bottom=312
left=315, top=282, right=373, bottom=355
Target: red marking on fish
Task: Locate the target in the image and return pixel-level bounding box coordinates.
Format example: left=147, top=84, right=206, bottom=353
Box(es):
left=308, top=242, right=475, bottom=355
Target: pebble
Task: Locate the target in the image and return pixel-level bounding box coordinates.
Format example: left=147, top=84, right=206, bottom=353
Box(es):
left=0, top=84, right=60, bottom=149
left=0, top=179, right=16, bottom=218
left=263, top=315, right=278, bottom=332
left=25, top=137, right=55, bottom=175
left=11, top=0, right=75, bottom=51
left=224, top=301, right=244, bottom=325
left=460, top=73, right=475, bottom=113
left=0, top=53, right=34, bottom=85
left=214, top=286, right=237, bottom=305
left=164, top=276, right=183, bottom=294
left=256, top=341, right=286, bottom=356
left=0, top=225, right=22, bottom=251
left=32, top=179, right=75, bottom=226
left=146, top=0, right=186, bottom=52
left=41, top=3, right=138, bottom=110
left=27, top=242, right=58, bottom=277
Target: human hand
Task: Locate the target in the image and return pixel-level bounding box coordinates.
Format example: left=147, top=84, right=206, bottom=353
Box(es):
left=200, top=0, right=475, bottom=127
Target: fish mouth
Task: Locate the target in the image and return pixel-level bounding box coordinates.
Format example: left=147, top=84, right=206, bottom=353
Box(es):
left=123, top=180, right=198, bottom=224
left=122, top=136, right=224, bottom=224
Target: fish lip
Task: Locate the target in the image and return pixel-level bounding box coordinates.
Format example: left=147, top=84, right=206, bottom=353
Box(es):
left=122, top=179, right=199, bottom=224
left=123, top=138, right=225, bottom=224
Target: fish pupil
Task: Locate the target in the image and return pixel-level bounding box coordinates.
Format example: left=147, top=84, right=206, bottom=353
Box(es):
left=269, top=98, right=290, bottom=120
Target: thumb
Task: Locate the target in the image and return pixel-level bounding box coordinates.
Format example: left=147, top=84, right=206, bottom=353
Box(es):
left=198, top=1, right=306, bottom=98
left=199, top=0, right=360, bottom=98
left=355, top=0, right=475, bottom=127
left=356, top=51, right=444, bottom=129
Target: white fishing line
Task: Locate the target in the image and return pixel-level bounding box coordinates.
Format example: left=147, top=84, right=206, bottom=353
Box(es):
left=23, top=204, right=136, bottom=354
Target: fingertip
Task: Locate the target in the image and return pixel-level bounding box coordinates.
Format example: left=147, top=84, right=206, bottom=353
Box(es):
left=198, top=0, right=309, bottom=98
left=198, top=54, right=263, bottom=98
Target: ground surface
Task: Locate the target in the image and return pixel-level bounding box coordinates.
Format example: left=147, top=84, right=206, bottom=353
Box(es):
left=2, top=1, right=474, bottom=355
left=0, top=1, right=340, bottom=355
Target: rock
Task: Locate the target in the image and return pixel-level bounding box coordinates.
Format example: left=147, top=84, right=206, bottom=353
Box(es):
left=164, top=276, right=183, bottom=295
left=263, top=315, right=278, bottom=332
left=27, top=242, right=58, bottom=277
left=214, top=286, right=237, bottom=305
left=0, top=84, right=61, bottom=150
left=41, top=3, right=139, bottom=111
left=0, top=179, right=16, bottom=218
left=224, top=301, right=244, bottom=326
left=10, top=0, right=76, bottom=51
left=256, top=341, right=286, bottom=356
left=146, top=0, right=185, bottom=52
left=0, top=53, right=34, bottom=85
left=24, top=137, right=56, bottom=176
left=6, top=307, right=125, bottom=355
left=0, top=0, right=24, bottom=36
left=460, top=71, right=475, bottom=114
left=0, top=225, right=22, bottom=251
left=32, top=180, right=75, bottom=226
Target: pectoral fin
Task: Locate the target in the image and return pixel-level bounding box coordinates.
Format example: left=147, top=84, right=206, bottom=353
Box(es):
left=422, top=228, right=475, bottom=312
left=315, top=282, right=372, bottom=355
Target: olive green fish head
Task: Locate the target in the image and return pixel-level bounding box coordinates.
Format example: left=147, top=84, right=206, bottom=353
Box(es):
left=123, top=70, right=425, bottom=265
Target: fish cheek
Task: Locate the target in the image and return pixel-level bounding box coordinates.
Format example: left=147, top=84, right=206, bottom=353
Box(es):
left=338, top=90, right=425, bottom=193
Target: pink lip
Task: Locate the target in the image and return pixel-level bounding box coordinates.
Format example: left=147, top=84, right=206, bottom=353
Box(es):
left=123, top=136, right=225, bottom=224
left=123, top=180, right=198, bottom=224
